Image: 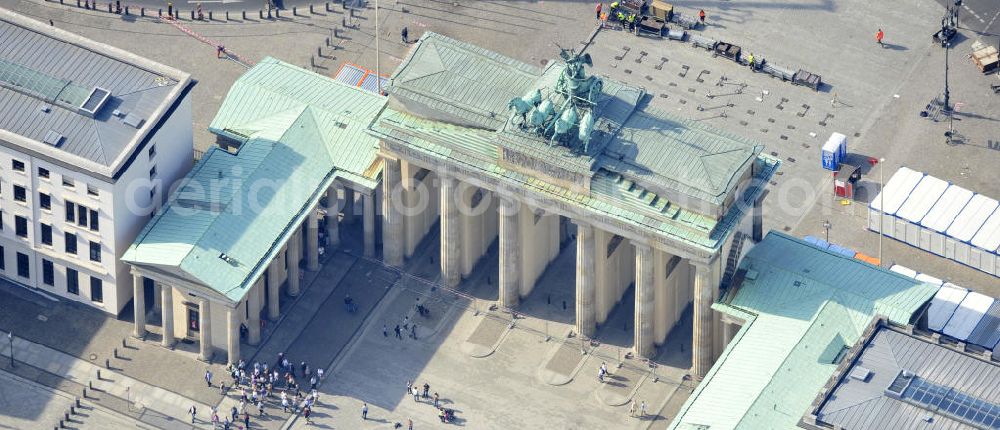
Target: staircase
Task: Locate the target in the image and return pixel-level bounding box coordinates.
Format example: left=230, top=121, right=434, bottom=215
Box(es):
left=720, top=231, right=748, bottom=294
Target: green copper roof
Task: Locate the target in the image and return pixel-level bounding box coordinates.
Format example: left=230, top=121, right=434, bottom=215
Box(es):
left=389, top=32, right=541, bottom=130
left=123, top=58, right=386, bottom=303
left=670, top=232, right=940, bottom=430
left=210, top=57, right=386, bottom=189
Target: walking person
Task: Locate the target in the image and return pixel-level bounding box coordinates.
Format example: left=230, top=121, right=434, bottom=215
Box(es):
left=412, top=386, right=420, bottom=402
left=383, top=324, right=389, bottom=337
left=242, top=411, right=250, bottom=429
left=411, top=323, right=418, bottom=340
left=188, top=405, right=197, bottom=423
left=747, top=52, right=755, bottom=71
left=641, top=400, right=647, bottom=418
left=408, top=418, right=413, bottom=430
left=699, top=9, right=706, bottom=25
left=205, top=369, right=213, bottom=387
left=304, top=406, right=312, bottom=424
left=433, top=392, right=440, bottom=407
left=629, top=400, right=637, bottom=417
left=876, top=28, right=884, bottom=47
left=422, top=382, right=430, bottom=398
left=595, top=2, right=602, bottom=21
left=401, top=26, right=409, bottom=43
left=394, top=324, right=402, bottom=339
left=362, top=402, right=369, bottom=420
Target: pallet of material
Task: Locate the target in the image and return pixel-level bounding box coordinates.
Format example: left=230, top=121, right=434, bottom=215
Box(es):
left=971, top=41, right=999, bottom=74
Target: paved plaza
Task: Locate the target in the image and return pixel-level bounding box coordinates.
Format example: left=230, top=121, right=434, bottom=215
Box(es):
left=0, top=0, right=998, bottom=428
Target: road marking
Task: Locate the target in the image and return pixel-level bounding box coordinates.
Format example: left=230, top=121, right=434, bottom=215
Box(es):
left=963, top=4, right=986, bottom=23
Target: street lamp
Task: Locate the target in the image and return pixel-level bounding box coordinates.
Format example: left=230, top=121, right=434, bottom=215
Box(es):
left=823, top=220, right=832, bottom=242
left=8, top=332, right=13, bottom=368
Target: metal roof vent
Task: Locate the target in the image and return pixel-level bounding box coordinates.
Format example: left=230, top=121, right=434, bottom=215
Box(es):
left=123, top=113, right=144, bottom=128
left=849, top=366, right=872, bottom=382
left=42, top=130, right=64, bottom=147
left=78, top=87, right=111, bottom=118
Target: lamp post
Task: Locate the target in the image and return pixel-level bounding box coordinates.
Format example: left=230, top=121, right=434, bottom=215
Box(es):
left=878, top=157, right=886, bottom=266
left=823, top=220, right=831, bottom=242
left=374, top=0, right=380, bottom=95
left=8, top=332, right=13, bottom=368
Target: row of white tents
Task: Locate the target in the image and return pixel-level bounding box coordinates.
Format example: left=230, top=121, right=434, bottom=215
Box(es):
left=893, top=264, right=1000, bottom=355
left=869, top=167, right=1000, bottom=277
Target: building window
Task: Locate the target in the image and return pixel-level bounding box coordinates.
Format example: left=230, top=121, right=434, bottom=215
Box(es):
left=65, top=202, right=75, bottom=222
left=12, top=159, right=24, bottom=172
left=89, top=241, right=101, bottom=262
left=41, top=224, right=52, bottom=246
left=150, top=186, right=157, bottom=199
left=62, top=177, right=74, bottom=188
left=42, top=259, right=54, bottom=286
left=0, top=245, right=4, bottom=270
left=77, top=206, right=88, bottom=228
left=0, top=210, right=3, bottom=230
left=39, top=193, right=51, bottom=210
left=87, top=184, right=98, bottom=197
left=15, top=216, right=27, bottom=238
left=90, top=277, right=103, bottom=303
left=66, top=268, right=78, bottom=294
left=13, top=185, right=26, bottom=202
left=148, top=144, right=156, bottom=159
left=89, top=209, right=99, bottom=232
left=16, top=252, right=28, bottom=278
left=65, top=232, right=77, bottom=255
left=149, top=165, right=157, bottom=179
left=38, top=167, right=49, bottom=179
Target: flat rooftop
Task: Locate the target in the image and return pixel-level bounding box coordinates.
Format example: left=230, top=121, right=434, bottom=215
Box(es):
left=804, top=322, right=1000, bottom=430
left=0, top=8, right=191, bottom=179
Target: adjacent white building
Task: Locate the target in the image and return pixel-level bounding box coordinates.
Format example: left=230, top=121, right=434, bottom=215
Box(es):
left=0, top=9, right=194, bottom=315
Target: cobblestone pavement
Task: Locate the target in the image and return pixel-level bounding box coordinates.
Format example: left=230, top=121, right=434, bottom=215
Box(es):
left=0, top=369, right=148, bottom=430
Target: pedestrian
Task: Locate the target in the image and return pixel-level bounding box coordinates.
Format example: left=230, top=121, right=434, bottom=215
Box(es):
left=258, top=401, right=265, bottom=417
left=699, top=9, right=706, bottom=25
left=641, top=400, right=647, bottom=417
left=216, top=45, right=225, bottom=59
left=629, top=399, right=637, bottom=417
left=383, top=324, right=389, bottom=337
left=422, top=382, right=430, bottom=398
left=598, top=367, right=605, bottom=383
left=433, top=392, right=439, bottom=407
left=48, top=19, right=53, bottom=26
left=408, top=418, right=413, bottom=430
left=205, top=369, right=213, bottom=387
left=412, top=386, right=420, bottom=402
left=875, top=28, right=884, bottom=47
left=395, top=325, right=402, bottom=339
left=403, top=315, right=410, bottom=330
left=411, top=323, right=418, bottom=340
left=405, top=380, right=412, bottom=395
left=231, top=405, right=239, bottom=422
left=212, top=411, right=220, bottom=426
left=595, top=2, right=602, bottom=20
left=401, top=26, right=409, bottom=44
left=317, top=368, right=324, bottom=381
left=304, top=406, right=312, bottom=424
left=243, top=411, right=250, bottom=429
left=167, top=2, right=173, bottom=17
left=601, top=361, right=609, bottom=376
left=189, top=405, right=197, bottom=423
left=362, top=402, right=369, bottom=420
left=747, top=52, right=755, bottom=70
left=282, top=396, right=289, bottom=413
left=310, top=376, right=317, bottom=390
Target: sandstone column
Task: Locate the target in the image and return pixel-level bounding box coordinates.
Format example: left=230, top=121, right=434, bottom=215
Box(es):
left=575, top=221, right=596, bottom=338
left=198, top=298, right=212, bottom=362
left=161, top=285, right=174, bottom=348
left=382, top=157, right=404, bottom=266
left=306, top=208, right=320, bottom=271
left=132, top=275, right=146, bottom=338
left=247, top=279, right=262, bottom=345
left=363, top=192, right=376, bottom=258
left=287, top=231, right=301, bottom=297
left=440, top=175, right=462, bottom=287
left=692, top=262, right=714, bottom=379
left=498, top=196, right=521, bottom=308
left=343, top=188, right=356, bottom=224
left=226, top=307, right=240, bottom=366
left=634, top=242, right=655, bottom=358
left=267, top=260, right=280, bottom=321
left=325, top=186, right=341, bottom=249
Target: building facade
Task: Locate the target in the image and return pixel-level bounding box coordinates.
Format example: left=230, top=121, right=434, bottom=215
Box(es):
left=123, top=58, right=385, bottom=363
left=369, top=33, right=778, bottom=378
left=0, top=9, right=193, bottom=315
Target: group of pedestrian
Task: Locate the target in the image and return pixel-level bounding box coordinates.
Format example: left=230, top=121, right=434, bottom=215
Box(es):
left=628, top=399, right=648, bottom=418
left=403, top=379, right=449, bottom=424
left=597, top=361, right=610, bottom=383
